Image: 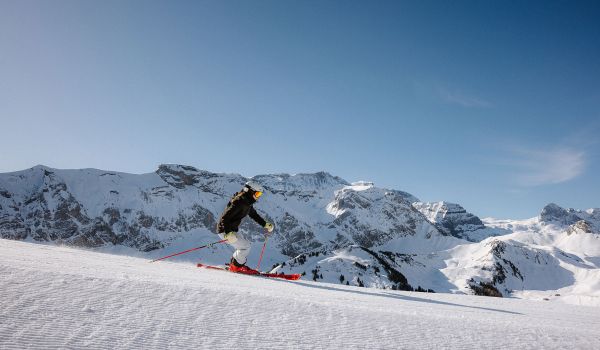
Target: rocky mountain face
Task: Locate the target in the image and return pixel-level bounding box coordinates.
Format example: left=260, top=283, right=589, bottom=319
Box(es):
left=412, top=201, right=486, bottom=241
left=0, top=166, right=221, bottom=252
left=1, top=165, right=599, bottom=303
left=0, top=164, right=444, bottom=255
left=540, top=203, right=600, bottom=232
left=540, top=203, right=582, bottom=226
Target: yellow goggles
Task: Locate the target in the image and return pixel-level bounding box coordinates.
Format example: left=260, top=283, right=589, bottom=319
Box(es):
left=253, top=191, right=263, bottom=199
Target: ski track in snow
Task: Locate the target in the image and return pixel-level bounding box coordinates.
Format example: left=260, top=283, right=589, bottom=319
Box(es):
left=1, top=239, right=599, bottom=350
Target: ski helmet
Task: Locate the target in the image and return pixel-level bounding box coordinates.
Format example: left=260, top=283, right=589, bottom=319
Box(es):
left=244, top=181, right=264, bottom=193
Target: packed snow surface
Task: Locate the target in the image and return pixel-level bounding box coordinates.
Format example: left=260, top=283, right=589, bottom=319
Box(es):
left=2, top=239, right=599, bottom=350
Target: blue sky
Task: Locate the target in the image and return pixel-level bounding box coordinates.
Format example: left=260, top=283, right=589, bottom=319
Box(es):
left=1, top=0, right=599, bottom=218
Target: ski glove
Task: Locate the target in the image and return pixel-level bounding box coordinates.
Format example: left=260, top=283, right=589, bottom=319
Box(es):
left=264, top=222, right=274, bottom=234
left=224, top=231, right=238, bottom=243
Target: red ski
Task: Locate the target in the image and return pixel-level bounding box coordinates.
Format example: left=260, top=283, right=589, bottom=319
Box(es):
left=197, top=263, right=301, bottom=281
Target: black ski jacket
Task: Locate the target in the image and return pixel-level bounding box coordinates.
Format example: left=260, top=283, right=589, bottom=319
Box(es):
left=217, top=191, right=267, bottom=233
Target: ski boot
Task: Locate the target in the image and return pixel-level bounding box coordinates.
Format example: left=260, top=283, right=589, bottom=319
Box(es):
left=228, top=257, right=259, bottom=274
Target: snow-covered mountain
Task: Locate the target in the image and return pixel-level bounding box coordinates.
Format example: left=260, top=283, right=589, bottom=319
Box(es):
left=412, top=201, right=494, bottom=241
left=1, top=165, right=599, bottom=304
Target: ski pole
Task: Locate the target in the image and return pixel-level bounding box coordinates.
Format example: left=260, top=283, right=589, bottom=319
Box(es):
left=256, top=235, right=269, bottom=271
left=150, top=239, right=228, bottom=263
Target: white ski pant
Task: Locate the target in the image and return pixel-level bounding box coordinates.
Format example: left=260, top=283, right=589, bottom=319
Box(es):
left=218, top=232, right=251, bottom=265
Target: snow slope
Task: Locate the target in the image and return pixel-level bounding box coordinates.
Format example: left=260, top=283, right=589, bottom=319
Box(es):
left=2, top=239, right=599, bottom=350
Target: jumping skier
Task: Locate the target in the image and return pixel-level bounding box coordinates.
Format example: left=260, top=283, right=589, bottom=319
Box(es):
left=217, top=181, right=274, bottom=273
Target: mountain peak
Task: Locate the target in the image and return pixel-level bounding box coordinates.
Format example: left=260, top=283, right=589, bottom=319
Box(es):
left=31, top=164, right=51, bottom=170
left=539, top=203, right=580, bottom=226
left=252, top=171, right=350, bottom=192
left=412, top=201, right=486, bottom=241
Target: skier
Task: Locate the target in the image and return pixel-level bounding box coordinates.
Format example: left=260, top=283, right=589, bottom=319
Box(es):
left=217, top=181, right=274, bottom=273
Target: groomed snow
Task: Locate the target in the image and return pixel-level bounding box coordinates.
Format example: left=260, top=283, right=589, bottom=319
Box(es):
left=2, top=239, right=599, bottom=349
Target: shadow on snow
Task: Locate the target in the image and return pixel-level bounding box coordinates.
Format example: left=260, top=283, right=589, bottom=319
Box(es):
left=275, top=279, right=523, bottom=316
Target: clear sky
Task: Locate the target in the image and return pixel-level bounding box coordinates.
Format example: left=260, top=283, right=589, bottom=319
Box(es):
left=1, top=0, right=599, bottom=219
